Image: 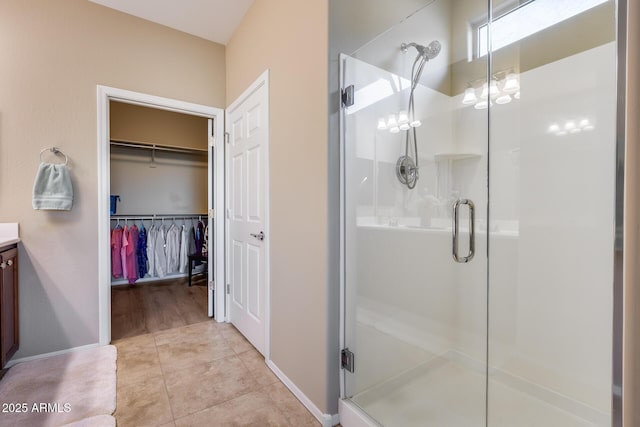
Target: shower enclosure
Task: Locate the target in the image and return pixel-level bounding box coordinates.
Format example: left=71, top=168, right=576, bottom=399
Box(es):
left=339, top=0, right=619, bottom=426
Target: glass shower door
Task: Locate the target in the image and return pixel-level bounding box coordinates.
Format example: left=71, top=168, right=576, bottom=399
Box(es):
left=341, top=2, right=489, bottom=424
left=486, top=1, right=616, bottom=425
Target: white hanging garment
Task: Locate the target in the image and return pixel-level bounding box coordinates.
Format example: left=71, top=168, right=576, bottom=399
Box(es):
left=147, top=225, right=157, bottom=277
left=166, top=223, right=181, bottom=274
left=179, top=224, right=188, bottom=273
left=154, top=224, right=168, bottom=278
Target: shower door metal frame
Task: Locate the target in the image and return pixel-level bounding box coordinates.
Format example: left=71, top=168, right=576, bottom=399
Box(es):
left=612, top=0, right=627, bottom=425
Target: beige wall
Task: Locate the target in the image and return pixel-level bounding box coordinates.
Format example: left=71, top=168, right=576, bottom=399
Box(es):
left=0, top=0, right=225, bottom=358
left=226, top=0, right=332, bottom=414
left=110, top=148, right=208, bottom=216
left=110, top=101, right=209, bottom=150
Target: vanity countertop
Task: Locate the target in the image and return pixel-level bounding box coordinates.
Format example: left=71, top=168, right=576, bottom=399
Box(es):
left=0, top=223, right=20, bottom=247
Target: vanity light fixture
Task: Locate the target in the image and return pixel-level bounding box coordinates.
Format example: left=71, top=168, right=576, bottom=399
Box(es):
left=376, top=112, right=423, bottom=133
left=548, top=118, right=595, bottom=136
left=463, top=70, right=520, bottom=109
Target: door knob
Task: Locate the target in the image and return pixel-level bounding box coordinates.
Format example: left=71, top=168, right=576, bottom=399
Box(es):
left=250, top=231, right=265, bottom=241
left=0, top=262, right=5, bottom=270
left=6, top=260, right=12, bottom=267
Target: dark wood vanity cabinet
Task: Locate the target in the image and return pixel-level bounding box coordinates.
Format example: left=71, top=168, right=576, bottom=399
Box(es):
left=0, top=245, right=18, bottom=368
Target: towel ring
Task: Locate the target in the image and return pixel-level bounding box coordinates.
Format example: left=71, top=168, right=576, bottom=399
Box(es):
left=39, top=147, right=68, bottom=165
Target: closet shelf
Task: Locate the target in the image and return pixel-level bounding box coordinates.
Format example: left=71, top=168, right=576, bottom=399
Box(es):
left=110, top=138, right=207, bottom=155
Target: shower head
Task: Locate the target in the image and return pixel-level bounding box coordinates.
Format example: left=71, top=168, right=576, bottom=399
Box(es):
left=423, top=40, right=441, bottom=60
left=401, top=40, right=441, bottom=60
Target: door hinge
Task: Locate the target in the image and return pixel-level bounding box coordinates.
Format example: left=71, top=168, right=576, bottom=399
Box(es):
left=226, top=283, right=230, bottom=294
left=341, top=348, right=355, bottom=373
left=224, top=132, right=230, bottom=144
left=209, top=209, right=214, bottom=219
left=341, top=85, right=355, bottom=108
left=209, top=280, right=214, bottom=291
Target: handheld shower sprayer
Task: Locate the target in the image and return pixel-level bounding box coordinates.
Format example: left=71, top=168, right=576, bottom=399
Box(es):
left=401, top=40, right=442, bottom=60
left=396, top=40, right=441, bottom=189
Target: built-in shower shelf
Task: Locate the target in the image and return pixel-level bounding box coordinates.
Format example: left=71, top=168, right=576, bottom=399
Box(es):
left=433, top=152, right=482, bottom=161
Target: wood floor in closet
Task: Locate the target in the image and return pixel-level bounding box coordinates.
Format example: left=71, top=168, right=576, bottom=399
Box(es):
left=111, top=278, right=208, bottom=341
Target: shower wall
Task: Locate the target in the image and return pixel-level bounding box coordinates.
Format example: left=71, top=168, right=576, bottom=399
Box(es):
left=489, top=42, right=615, bottom=418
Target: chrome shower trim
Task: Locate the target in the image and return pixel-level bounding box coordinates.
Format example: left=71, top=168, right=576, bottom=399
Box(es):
left=396, top=155, right=418, bottom=187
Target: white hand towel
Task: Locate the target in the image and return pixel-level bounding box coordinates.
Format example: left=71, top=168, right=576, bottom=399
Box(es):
left=32, top=163, right=73, bottom=210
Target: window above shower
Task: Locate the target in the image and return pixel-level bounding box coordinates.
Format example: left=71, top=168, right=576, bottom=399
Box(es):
left=476, top=0, right=611, bottom=58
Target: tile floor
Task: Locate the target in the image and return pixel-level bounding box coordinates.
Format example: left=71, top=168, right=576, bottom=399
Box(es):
left=113, top=320, right=321, bottom=427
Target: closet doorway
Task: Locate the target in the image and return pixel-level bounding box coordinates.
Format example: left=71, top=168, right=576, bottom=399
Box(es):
left=97, top=86, right=225, bottom=345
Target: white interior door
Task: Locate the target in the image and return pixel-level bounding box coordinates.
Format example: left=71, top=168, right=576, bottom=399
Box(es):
left=226, top=73, right=269, bottom=355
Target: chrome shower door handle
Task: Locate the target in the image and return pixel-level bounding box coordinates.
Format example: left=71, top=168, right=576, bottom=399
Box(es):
left=452, top=199, right=475, bottom=263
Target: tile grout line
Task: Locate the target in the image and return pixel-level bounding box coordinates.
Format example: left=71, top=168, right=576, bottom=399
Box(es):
left=152, top=332, right=178, bottom=424
left=172, top=381, right=283, bottom=425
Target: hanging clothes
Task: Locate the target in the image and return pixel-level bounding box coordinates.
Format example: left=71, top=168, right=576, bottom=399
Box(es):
left=179, top=224, right=189, bottom=273
left=121, top=225, right=129, bottom=279
left=147, top=224, right=157, bottom=277
left=165, top=222, right=181, bottom=274
left=188, top=225, right=197, bottom=255
left=126, top=225, right=139, bottom=284
left=137, top=224, right=148, bottom=278
left=202, top=224, right=209, bottom=256
left=111, top=225, right=123, bottom=278
left=195, top=221, right=205, bottom=256
left=154, top=224, right=168, bottom=278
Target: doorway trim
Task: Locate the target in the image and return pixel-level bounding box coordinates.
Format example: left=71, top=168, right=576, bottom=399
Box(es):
left=96, top=85, right=225, bottom=345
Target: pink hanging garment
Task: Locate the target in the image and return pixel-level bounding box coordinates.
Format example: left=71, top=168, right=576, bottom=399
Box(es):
left=111, top=226, right=123, bottom=278
left=127, top=225, right=139, bottom=284
left=121, top=226, right=129, bottom=279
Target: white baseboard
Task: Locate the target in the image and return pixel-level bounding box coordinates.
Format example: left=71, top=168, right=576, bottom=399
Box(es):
left=5, top=343, right=102, bottom=368
left=266, top=360, right=339, bottom=427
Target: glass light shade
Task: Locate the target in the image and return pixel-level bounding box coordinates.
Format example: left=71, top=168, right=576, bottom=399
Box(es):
left=579, top=119, right=594, bottom=130
left=556, top=130, right=567, bottom=136
left=398, top=110, right=409, bottom=124
left=548, top=123, right=560, bottom=133
left=569, top=128, right=582, bottom=134
left=514, top=91, right=521, bottom=100
left=389, top=126, right=400, bottom=134
left=410, top=120, right=422, bottom=127
left=399, top=123, right=411, bottom=131
left=495, top=94, right=512, bottom=104
left=462, top=88, right=478, bottom=105
left=387, top=114, right=398, bottom=127
left=565, top=121, right=576, bottom=130
left=489, top=80, right=499, bottom=98
left=474, top=100, right=489, bottom=110
left=502, top=73, right=520, bottom=93
left=480, top=83, right=489, bottom=99
left=377, top=118, right=387, bottom=130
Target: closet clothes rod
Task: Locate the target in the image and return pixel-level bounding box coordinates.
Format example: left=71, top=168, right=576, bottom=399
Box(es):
left=110, top=139, right=208, bottom=155
left=111, top=214, right=207, bottom=220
